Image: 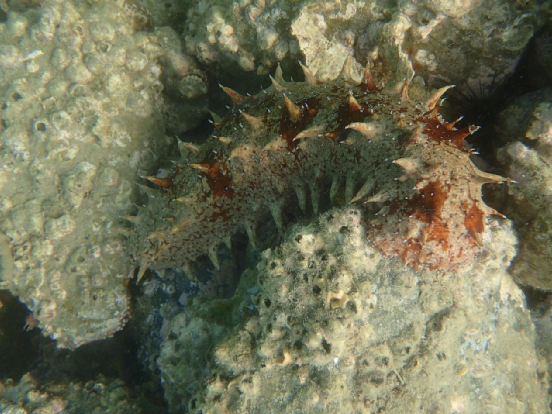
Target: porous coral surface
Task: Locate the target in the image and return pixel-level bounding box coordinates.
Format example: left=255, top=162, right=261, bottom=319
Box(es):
left=0, top=0, right=206, bottom=348
left=180, top=0, right=546, bottom=92
left=132, top=59, right=507, bottom=276
left=156, top=208, right=549, bottom=413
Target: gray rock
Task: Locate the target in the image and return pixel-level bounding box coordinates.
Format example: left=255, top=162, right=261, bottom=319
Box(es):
left=495, top=89, right=552, bottom=291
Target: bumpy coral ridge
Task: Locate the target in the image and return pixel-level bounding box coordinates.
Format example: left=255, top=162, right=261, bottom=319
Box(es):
left=132, top=59, right=507, bottom=275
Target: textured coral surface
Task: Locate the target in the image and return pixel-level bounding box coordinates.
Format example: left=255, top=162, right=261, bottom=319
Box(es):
left=133, top=60, right=507, bottom=276
left=157, top=208, right=549, bottom=413
left=0, top=0, right=205, bottom=348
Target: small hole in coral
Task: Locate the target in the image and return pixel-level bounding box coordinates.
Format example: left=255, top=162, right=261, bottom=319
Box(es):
left=264, top=298, right=271, bottom=308
left=35, top=122, right=46, bottom=132
left=321, top=338, right=331, bottom=354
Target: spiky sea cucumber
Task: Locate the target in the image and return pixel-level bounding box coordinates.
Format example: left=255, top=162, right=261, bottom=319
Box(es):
left=129, top=57, right=508, bottom=278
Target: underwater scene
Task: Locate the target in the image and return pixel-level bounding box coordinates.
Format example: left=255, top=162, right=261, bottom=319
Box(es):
left=0, top=0, right=551, bottom=412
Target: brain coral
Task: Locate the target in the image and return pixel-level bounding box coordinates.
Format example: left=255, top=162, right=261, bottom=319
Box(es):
left=130, top=56, right=508, bottom=278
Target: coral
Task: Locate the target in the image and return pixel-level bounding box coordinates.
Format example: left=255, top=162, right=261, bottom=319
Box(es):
left=131, top=56, right=508, bottom=278
left=183, top=0, right=299, bottom=75
left=156, top=207, right=549, bottom=413
left=0, top=0, right=206, bottom=348
left=180, top=0, right=545, bottom=96
left=290, top=3, right=390, bottom=82
left=494, top=88, right=552, bottom=291
left=395, top=0, right=546, bottom=91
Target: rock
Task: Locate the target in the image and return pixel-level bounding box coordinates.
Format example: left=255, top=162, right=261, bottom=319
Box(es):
left=156, top=207, right=549, bottom=413
left=495, top=88, right=552, bottom=291
left=0, top=0, right=207, bottom=348
left=181, top=0, right=545, bottom=94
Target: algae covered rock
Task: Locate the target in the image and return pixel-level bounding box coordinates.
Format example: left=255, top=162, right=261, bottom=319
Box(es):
left=0, top=0, right=206, bottom=348
left=156, top=207, right=549, bottom=413
left=181, top=0, right=545, bottom=94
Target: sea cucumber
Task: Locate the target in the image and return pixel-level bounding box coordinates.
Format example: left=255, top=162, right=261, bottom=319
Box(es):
left=129, top=57, right=507, bottom=278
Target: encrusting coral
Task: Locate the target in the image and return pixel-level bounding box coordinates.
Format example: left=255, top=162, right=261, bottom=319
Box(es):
left=0, top=0, right=207, bottom=349
left=130, top=55, right=509, bottom=279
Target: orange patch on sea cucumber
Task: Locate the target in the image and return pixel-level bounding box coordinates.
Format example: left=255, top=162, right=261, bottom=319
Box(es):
left=463, top=202, right=484, bottom=242
left=409, top=180, right=451, bottom=253
left=279, top=97, right=319, bottom=151
left=410, top=181, right=448, bottom=221
left=196, top=160, right=234, bottom=198
left=422, top=117, right=472, bottom=150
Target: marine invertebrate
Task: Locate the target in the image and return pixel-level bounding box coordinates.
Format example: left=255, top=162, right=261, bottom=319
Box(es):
left=131, top=56, right=508, bottom=277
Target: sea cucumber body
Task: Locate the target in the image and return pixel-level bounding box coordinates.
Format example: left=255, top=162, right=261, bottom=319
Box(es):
left=131, top=68, right=504, bottom=275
